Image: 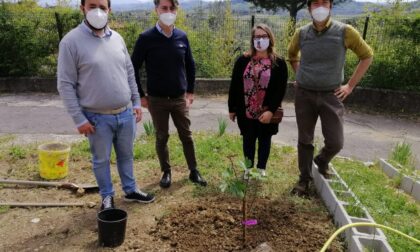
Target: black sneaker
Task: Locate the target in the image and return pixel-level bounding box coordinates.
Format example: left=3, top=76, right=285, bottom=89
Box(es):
left=100, top=195, right=115, bottom=210
left=124, top=190, right=155, bottom=203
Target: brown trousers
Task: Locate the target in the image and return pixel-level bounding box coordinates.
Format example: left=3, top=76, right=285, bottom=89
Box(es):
left=148, top=95, right=197, bottom=172
left=295, top=87, right=344, bottom=182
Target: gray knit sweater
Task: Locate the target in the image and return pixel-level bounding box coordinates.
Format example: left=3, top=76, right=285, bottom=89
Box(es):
left=297, top=20, right=347, bottom=91
left=57, top=22, right=140, bottom=126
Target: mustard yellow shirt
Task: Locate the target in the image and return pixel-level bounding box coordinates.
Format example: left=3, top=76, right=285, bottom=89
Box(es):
left=288, top=18, right=373, bottom=62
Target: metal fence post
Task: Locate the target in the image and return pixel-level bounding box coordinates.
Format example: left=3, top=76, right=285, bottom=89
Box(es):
left=251, top=15, right=255, bottom=29
left=54, top=12, right=63, bottom=42
left=362, top=15, right=370, bottom=40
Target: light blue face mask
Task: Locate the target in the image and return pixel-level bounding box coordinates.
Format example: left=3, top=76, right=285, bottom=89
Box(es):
left=253, top=38, right=270, bottom=52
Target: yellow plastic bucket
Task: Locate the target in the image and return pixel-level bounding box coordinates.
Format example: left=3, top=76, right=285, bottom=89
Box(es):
left=38, top=143, right=70, bottom=180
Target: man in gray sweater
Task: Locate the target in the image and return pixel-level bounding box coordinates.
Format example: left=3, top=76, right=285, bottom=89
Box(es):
left=57, top=0, right=155, bottom=210
left=288, top=0, right=373, bottom=196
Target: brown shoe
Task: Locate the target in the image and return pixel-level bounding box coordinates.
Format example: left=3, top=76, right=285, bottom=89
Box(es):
left=314, top=156, right=332, bottom=179
left=319, top=169, right=333, bottom=179
left=291, top=180, right=309, bottom=197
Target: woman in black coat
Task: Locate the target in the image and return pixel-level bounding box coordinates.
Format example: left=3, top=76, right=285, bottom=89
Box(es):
left=228, top=23, right=288, bottom=178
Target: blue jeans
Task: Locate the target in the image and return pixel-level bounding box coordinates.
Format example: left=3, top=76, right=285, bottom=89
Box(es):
left=84, top=108, right=137, bottom=198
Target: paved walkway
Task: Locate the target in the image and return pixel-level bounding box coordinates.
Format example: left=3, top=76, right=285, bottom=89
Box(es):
left=1, top=93, right=419, bottom=165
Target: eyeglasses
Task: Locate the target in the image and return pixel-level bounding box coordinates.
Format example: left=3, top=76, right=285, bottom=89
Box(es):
left=253, top=34, right=269, bottom=39
left=159, top=6, right=177, bottom=11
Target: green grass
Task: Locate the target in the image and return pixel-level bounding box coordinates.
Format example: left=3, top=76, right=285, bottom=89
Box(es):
left=143, top=120, right=155, bottom=137
left=8, top=145, right=27, bottom=160
left=332, top=158, right=420, bottom=252
left=217, top=117, right=228, bottom=137
left=0, top=206, right=9, bottom=214
left=131, top=132, right=300, bottom=199
left=69, top=139, right=91, bottom=160
left=0, top=134, right=16, bottom=146
left=344, top=204, right=367, bottom=219
left=329, top=181, right=348, bottom=192
left=335, top=191, right=357, bottom=205
left=4, top=133, right=419, bottom=250
left=388, top=142, right=418, bottom=180
left=390, top=142, right=413, bottom=167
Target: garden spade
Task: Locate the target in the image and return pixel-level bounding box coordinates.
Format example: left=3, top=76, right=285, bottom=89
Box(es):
left=0, top=178, right=99, bottom=194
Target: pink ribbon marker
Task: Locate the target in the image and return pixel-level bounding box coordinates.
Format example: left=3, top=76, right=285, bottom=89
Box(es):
left=242, top=219, right=258, bottom=226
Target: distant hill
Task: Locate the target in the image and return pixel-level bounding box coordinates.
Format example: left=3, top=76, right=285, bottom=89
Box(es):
left=111, top=0, right=374, bottom=16
left=37, top=0, right=419, bottom=16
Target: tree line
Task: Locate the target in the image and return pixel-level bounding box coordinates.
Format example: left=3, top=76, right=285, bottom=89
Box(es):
left=0, top=0, right=418, bottom=91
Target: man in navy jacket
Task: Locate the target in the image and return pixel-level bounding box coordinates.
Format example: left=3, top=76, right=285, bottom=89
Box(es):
left=131, top=0, right=207, bottom=189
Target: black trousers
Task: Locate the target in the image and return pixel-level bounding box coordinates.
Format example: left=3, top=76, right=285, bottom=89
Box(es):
left=241, top=119, right=273, bottom=170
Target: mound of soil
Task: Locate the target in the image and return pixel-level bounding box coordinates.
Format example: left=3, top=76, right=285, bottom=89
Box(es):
left=152, top=196, right=342, bottom=252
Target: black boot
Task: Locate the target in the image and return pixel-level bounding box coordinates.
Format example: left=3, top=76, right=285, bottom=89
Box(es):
left=189, top=169, right=207, bottom=187
left=290, top=180, right=309, bottom=197
left=160, top=170, right=171, bottom=188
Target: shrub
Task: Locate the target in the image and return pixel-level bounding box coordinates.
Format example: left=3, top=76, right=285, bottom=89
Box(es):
left=1, top=1, right=418, bottom=92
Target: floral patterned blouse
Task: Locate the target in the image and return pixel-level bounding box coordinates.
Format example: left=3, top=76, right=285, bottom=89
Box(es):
left=243, top=57, right=272, bottom=119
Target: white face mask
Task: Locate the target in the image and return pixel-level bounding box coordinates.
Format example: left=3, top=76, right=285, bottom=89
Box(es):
left=311, top=6, right=330, bottom=23
left=86, top=8, right=108, bottom=30
left=159, top=13, right=176, bottom=26
left=253, top=38, right=270, bottom=52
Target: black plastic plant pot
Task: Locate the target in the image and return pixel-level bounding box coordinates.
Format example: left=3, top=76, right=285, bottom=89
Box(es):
left=97, top=208, right=128, bottom=247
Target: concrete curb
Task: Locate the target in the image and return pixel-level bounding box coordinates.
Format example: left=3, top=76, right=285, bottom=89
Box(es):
left=349, top=236, right=394, bottom=252
left=411, top=181, right=420, bottom=203
left=378, top=159, right=399, bottom=178
left=379, top=158, right=420, bottom=202
left=401, top=175, right=415, bottom=194
left=312, top=164, right=393, bottom=251
left=348, top=217, right=386, bottom=240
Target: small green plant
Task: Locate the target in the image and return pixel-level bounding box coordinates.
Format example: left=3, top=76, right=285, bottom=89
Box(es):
left=390, top=142, right=414, bottom=167
left=217, top=117, right=228, bottom=137
left=335, top=191, right=357, bottom=205
left=345, top=204, right=367, bottom=218
left=8, top=146, right=26, bottom=159
left=389, top=142, right=418, bottom=180
left=220, top=155, right=265, bottom=247
left=143, top=120, right=155, bottom=137
left=390, top=173, right=403, bottom=188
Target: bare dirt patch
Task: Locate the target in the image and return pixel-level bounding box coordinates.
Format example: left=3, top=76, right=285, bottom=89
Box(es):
left=0, top=140, right=343, bottom=251
left=153, top=196, right=342, bottom=252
